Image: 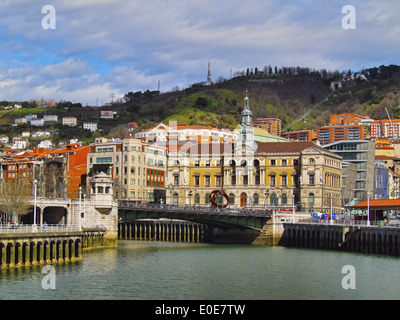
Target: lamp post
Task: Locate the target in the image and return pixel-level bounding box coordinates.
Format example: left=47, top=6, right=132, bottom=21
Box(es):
left=79, top=186, right=82, bottom=228
left=292, top=193, right=296, bottom=223
left=33, top=179, right=37, bottom=232
left=330, top=193, right=333, bottom=225
left=367, top=192, right=370, bottom=227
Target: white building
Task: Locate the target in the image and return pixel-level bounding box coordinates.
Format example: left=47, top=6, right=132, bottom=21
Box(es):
left=83, top=122, right=98, bottom=132
left=14, top=118, right=27, bottom=125
left=21, top=131, right=31, bottom=137
left=38, top=139, right=53, bottom=149
left=100, top=111, right=116, bottom=119
left=30, top=118, right=45, bottom=127
left=0, top=136, right=9, bottom=144
left=32, top=130, right=51, bottom=138
left=11, top=138, right=27, bottom=150
left=134, top=122, right=236, bottom=145
left=44, top=115, right=58, bottom=123
left=25, top=114, right=37, bottom=122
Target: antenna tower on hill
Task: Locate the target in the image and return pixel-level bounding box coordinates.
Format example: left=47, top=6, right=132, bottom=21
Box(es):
left=206, top=60, right=212, bottom=86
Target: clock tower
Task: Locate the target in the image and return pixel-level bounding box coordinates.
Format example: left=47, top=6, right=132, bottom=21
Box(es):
left=237, top=90, right=256, bottom=153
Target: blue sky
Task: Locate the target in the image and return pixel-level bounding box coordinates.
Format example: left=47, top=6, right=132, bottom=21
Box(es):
left=0, top=0, right=399, bottom=105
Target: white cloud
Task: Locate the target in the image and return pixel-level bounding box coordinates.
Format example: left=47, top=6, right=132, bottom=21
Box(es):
left=0, top=0, right=399, bottom=104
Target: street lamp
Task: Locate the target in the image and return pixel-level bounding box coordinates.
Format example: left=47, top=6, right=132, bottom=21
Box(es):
left=292, top=193, right=296, bottom=223
left=367, top=192, right=370, bottom=227
left=79, top=186, right=82, bottom=227
left=330, top=193, right=333, bottom=225
left=33, top=179, right=37, bottom=232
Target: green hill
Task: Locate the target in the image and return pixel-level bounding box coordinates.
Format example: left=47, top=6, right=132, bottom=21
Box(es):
left=2, top=64, right=400, bottom=144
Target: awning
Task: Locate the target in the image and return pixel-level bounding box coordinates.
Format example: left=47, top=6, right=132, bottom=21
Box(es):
left=348, top=199, right=400, bottom=210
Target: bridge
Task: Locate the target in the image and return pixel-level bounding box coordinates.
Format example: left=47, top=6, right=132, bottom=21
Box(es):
left=118, top=201, right=272, bottom=230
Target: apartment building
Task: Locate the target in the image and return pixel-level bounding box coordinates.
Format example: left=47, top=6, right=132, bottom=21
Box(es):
left=330, top=113, right=370, bottom=126
left=317, top=125, right=366, bottom=145
left=253, top=117, right=282, bottom=136
left=87, top=136, right=167, bottom=202
left=281, top=130, right=317, bottom=142
left=371, top=119, right=400, bottom=139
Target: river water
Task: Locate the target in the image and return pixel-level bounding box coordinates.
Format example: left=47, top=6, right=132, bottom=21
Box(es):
left=0, top=240, right=399, bottom=300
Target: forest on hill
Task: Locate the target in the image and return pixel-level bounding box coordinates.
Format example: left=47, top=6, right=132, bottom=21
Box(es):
left=119, top=64, right=400, bottom=132
left=2, top=64, right=400, bottom=143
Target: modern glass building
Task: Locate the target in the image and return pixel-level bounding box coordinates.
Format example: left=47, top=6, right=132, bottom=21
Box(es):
left=323, top=140, right=375, bottom=202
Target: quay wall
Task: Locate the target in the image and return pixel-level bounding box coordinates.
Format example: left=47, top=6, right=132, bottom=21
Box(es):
left=279, top=223, right=400, bottom=256
left=0, top=229, right=113, bottom=269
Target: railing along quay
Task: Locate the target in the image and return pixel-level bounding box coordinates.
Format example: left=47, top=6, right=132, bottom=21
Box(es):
left=297, top=218, right=400, bottom=228
left=118, top=201, right=270, bottom=218
left=0, top=224, right=82, bottom=234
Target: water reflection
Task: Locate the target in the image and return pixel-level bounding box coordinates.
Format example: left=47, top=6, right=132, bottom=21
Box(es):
left=0, top=241, right=400, bottom=300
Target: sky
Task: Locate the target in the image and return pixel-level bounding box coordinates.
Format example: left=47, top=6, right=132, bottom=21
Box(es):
left=0, top=0, right=400, bottom=106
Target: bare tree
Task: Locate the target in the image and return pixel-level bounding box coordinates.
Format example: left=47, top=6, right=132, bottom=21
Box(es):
left=0, top=180, right=31, bottom=223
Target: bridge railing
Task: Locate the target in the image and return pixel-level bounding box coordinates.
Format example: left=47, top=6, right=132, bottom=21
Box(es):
left=0, top=224, right=82, bottom=234
left=118, top=201, right=270, bottom=217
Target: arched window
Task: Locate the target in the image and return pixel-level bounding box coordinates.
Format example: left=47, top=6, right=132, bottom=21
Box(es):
left=270, top=193, right=277, bottom=206
left=194, top=193, right=200, bottom=204
left=229, top=193, right=235, bottom=204
left=253, top=193, right=259, bottom=205
left=173, top=192, right=179, bottom=205
left=205, top=193, right=210, bottom=205
left=309, top=193, right=315, bottom=206
left=281, top=193, right=287, bottom=205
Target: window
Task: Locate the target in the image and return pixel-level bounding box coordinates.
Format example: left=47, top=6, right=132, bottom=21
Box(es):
left=194, top=193, right=200, bottom=204
left=205, top=193, right=210, bottom=204
left=194, top=175, right=200, bottom=186
left=282, top=159, right=287, bottom=166
left=205, top=175, right=210, bottom=187
left=281, top=175, right=287, bottom=186
left=96, top=157, right=112, bottom=163
left=270, top=193, right=277, bottom=206
left=309, top=174, right=315, bottom=185
left=229, top=193, right=235, bottom=204
left=174, top=175, right=179, bottom=186
left=270, top=175, right=276, bottom=186
left=271, top=159, right=276, bottom=166
left=253, top=193, right=259, bottom=205
left=281, top=193, right=287, bottom=205
left=173, top=193, right=178, bottom=205
left=309, top=193, right=315, bottom=209
left=216, top=175, right=221, bottom=187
